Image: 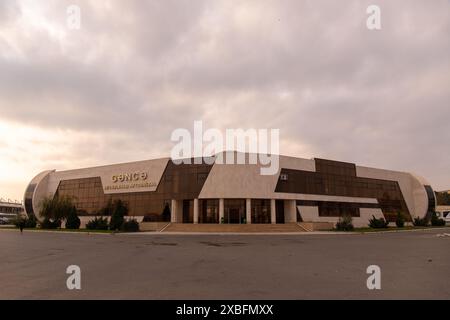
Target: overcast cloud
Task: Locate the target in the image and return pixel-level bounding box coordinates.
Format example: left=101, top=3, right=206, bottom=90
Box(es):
left=0, top=0, right=449, bottom=200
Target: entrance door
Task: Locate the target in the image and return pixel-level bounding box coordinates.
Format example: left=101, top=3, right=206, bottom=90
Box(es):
left=228, top=208, right=241, bottom=224
left=276, top=200, right=285, bottom=224
left=224, top=199, right=246, bottom=224
left=182, top=200, right=193, bottom=223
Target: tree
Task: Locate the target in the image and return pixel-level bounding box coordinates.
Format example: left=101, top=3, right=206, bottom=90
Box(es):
left=39, top=195, right=77, bottom=225
left=65, top=206, right=81, bottom=229
left=109, top=199, right=128, bottom=231
left=395, top=212, right=405, bottom=228
left=162, top=204, right=171, bottom=222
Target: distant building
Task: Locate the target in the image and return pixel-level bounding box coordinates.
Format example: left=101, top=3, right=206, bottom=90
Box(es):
left=0, top=199, right=24, bottom=221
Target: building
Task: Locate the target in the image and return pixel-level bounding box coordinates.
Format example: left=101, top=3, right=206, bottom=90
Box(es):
left=0, top=199, right=24, bottom=222
left=24, top=152, right=436, bottom=228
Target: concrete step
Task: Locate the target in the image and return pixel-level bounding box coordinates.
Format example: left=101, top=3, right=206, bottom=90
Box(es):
left=163, top=223, right=305, bottom=233
left=139, top=222, right=170, bottom=232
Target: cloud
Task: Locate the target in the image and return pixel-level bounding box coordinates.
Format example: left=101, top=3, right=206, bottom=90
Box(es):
left=0, top=0, right=449, bottom=200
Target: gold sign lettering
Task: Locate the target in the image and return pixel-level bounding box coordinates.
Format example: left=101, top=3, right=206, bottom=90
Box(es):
left=112, top=171, right=149, bottom=183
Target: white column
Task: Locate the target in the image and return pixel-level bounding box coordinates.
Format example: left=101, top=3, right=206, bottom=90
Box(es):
left=171, top=199, right=177, bottom=223
left=284, top=200, right=297, bottom=223
left=246, top=198, right=251, bottom=224
left=271, top=199, right=276, bottom=224
left=177, top=201, right=183, bottom=223
left=219, top=198, right=224, bottom=224
left=193, top=198, right=199, bottom=224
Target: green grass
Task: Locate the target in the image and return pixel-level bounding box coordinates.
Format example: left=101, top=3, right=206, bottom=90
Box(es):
left=349, top=225, right=450, bottom=233
left=1, top=227, right=115, bottom=234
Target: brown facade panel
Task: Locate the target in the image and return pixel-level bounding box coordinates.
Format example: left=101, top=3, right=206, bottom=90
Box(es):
left=276, top=159, right=411, bottom=222
left=54, top=160, right=213, bottom=221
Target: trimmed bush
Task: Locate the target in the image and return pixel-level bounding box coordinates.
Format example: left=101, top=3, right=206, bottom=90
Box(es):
left=121, top=219, right=140, bottom=232
left=431, top=212, right=446, bottom=226
left=336, top=215, right=354, bottom=231
left=65, top=207, right=81, bottom=229
left=40, top=218, right=61, bottom=229
left=395, top=212, right=405, bottom=228
left=413, top=217, right=429, bottom=227
left=369, top=215, right=389, bottom=229
left=86, top=217, right=109, bottom=230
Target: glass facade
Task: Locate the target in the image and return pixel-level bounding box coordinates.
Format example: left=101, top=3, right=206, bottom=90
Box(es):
left=54, top=161, right=212, bottom=221
left=24, top=183, right=36, bottom=216
left=199, top=199, right=219, bottom=223
left=424, top=185, right=436, bottom=216
left=224, top=199, right=246, bottom=224
left=182, top=200, right=194, bottom=223
left=275, top=200, right=285, bottom=223
left=276, top=159, right=411, bottom=222
left=251, top=199, right=271, bottom=224
left=296, top=200, right=380, bottom=217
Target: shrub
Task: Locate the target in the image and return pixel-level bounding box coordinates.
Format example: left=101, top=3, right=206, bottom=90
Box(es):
left=413, top=217, right=429, bottom=227
left=13, top=215, right=27, bottom=229
left=86, top=217, right=109, bottom=230
left=336, top=215, right=354, bottom=231
left=65, top=207, right=81, bottom=229
left=431, top=212, right=446, bottom=226
left=121, top=219, right=140, bottom=232
left=13, top=214, right=37, bottom=229
left=39, top=195, right=76, bottom=223
left=109, top=199, right=128, bottom=231
left=369, top=215, right=389, bottom=229
left=395, top=212, right=405, bottom=228
left=25, top=214, right=37, bottom=228
left=162, top=204, right=171, bottom=222
left=40, top=218, right=60, bottom=229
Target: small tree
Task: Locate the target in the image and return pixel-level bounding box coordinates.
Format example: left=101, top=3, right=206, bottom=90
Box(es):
left=162, top=204, right=171, bottom=222
left=13, top=214, right=37, bottom=229
left=65, top=206, right=81, bottom=229
left=13, top=214, right=27, bottom=230
left=395, top=212, right=405, bottom=228
left=39, top=195, right=76, bottom=226
left=109, top=199, right=128, bottom=230
left=336, top=215, right=354, bottom=231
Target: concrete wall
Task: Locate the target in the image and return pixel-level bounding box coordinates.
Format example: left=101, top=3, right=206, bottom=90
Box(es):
left=199, top=153, right=315, bottom=199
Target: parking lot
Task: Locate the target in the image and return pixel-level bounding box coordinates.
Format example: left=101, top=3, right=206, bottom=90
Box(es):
left=0, top=228, right=449, bottom=299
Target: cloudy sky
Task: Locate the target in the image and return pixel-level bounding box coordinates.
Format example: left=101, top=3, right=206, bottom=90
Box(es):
left=0, top=0, right=449, bottom=201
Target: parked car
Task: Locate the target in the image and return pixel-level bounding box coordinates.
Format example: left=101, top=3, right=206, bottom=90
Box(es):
left=443, top=211, right=450, bottom=225
left=0, top=217, right=10, bottom=225
left=435, top=211, right=450, bottom=225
